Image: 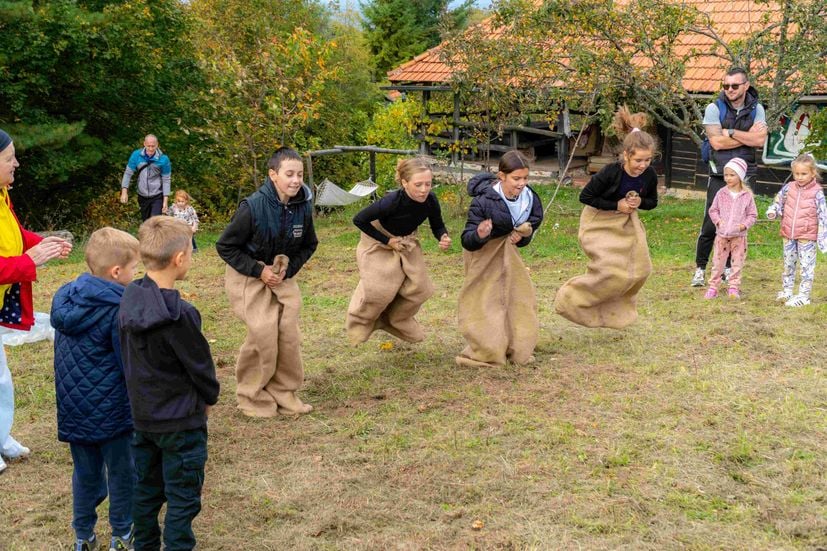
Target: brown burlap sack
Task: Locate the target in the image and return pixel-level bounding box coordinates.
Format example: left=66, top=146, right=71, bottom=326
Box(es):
left=455, top=236, right=538, bottom=367
left=345, top=223, right=435, bottom=345
left=225, top=265, right=304, bottom=417
left=554, top=205, right=652, bottom=329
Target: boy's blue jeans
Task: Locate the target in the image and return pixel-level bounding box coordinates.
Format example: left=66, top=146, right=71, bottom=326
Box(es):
left=70, top=433, right=135, bottom=540
left=132, top=428, right=208, bottom=551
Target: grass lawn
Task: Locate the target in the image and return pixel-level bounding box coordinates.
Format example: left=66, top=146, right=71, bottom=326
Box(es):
left=1, top=185, right=825, bottom=550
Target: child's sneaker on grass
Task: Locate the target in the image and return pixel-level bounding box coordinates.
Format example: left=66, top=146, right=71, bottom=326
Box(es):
left=785, top=295, right=810, bottom=307
left=0, top=455, right=6, bottom=474
left=704, top=288, right=718, bottom=299
left=691, top=267, right=705, bottom=287
left=109, top=528, right=134, bottom=551
left=727, top=288, right=741, bottom=299
left=776, top=290, right=793, bottom=301
left=75, top=534, right=98, bottom=551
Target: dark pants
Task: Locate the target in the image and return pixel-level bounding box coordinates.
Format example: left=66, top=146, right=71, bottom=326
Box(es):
left=70, top=433, right=135, bottom=540
left=138, top=193, right=164, bottom=221
left=695, top=175, right=730, bottom=270
left=132, top=428, right=207, bottom=551
left=192, top=236, right=198, bottom=252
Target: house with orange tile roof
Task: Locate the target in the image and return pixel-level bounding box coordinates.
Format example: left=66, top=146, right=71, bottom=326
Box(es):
left=385, top=0, right=826, bottom=194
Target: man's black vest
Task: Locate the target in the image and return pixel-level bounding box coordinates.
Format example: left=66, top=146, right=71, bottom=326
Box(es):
left=711, top=87, right=760, bottom=177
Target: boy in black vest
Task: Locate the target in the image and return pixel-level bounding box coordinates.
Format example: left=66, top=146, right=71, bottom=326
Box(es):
left=691, top=67, right=768, bottom=287
left=119, top=216, right=220, bottom=550
left=216, top=147, right=318, bottom=417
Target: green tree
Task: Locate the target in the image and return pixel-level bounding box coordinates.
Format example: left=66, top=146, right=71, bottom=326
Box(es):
left=362, top=0, right=473, bottom=77
left=189, top=0, right=381, bottom=202
left=0, top=0, right=203, bottom=228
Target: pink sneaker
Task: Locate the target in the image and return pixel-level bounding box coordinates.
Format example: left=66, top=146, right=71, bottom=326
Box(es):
left=704, top=288, right=718, bottom=299
left=728, top=288, right=741, bottom=299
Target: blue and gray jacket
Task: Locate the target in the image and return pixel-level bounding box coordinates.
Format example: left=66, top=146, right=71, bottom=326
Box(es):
left=121, top=147, right=172, bottom=198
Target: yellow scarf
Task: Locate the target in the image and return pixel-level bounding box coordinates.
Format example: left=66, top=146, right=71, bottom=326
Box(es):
left=0, top=187, right=24, bottom=299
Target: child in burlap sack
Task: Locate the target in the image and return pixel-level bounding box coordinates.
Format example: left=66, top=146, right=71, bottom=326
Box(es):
left=456, top=150, right=543, bottom=367
left=216, top=147, right=318, bottom=416
left=346, top=157, right=451, bottom=344
left=554, top=106, right=659, bottom=329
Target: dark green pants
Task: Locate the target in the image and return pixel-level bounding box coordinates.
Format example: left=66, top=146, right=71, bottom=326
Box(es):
left=132, top=428, right=208, bottom=551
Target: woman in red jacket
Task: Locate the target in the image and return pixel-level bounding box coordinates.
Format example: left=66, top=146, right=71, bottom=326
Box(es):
left=0, top=129, right=72, bottom=474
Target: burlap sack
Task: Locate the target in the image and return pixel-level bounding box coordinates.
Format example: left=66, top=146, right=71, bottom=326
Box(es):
left=554, top=205, right=652, bottom=329
left=455, top=236, right=538, bottom=367
left=225, top=265, right=304, bottom=417
left=345, top=223, right=435, bottom=345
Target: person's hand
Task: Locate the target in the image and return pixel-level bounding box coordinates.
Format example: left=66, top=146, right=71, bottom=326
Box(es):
left=119, top=189, right=128, bottom=204
left=626, top=195, right=641, bottom=209
left=438, top=233, right=451, bottom=250
left=508, top=231, right=523, bottom=244
left=616, top=199, right=635, bottom=214
left=749, top=121, right=768, bottom=133
left=205, top=405, right=212, bottom=417
left=191, top=226, right=197, bottom=234
left=476, top=219, right=493, bottom=239
left=259, top=265, right=284, bottom=288
left=739, top=224, right=746, bottom=232
left=25, top=237, right=68, bottom=266
left=387, top=237, right=404, bottom=251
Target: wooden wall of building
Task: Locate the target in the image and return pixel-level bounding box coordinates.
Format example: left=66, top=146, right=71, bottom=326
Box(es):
left=664, top=128, right=793, bottom=196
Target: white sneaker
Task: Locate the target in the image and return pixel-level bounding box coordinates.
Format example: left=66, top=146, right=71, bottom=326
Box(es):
left=776, top=290, right=793, bottom=302
left=785, top=295, right=811, bottom=307
left=691, top=267, right=705, bottom=287
left=1, top=435, right=30, bottom=459
left=0, top=455, right=6, bottom=474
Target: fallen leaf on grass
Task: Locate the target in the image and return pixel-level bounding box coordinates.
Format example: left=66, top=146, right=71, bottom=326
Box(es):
left=471, top=519, right=484, bottom=530
left=379, top=341, right=394, bottom=351
left=416, top=403, right=429, bottom=413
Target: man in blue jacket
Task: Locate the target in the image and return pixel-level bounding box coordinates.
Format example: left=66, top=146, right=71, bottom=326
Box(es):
left=120, top=134, right=172, bottom=221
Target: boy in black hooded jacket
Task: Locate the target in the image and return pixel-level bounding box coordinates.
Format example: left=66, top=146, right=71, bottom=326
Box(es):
left=119, top=216, right=220, bottom=551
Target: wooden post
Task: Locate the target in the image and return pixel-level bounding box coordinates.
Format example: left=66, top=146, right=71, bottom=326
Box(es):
left=452, top=92, right=461, bottom=165
left=420, top=90, right=431, bottom=156
left=369, top=151, right=376, bottom=182
left=664, top=128, right=673, bottom=188
left=306, top=154, right=314, bottom=192
left=510, top=129, right=518, bottom=150
left=556, top=110, right=569, bottom=178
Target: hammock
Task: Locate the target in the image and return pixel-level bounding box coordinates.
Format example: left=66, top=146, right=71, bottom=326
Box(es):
left=315, top=178, right=378, bottom=207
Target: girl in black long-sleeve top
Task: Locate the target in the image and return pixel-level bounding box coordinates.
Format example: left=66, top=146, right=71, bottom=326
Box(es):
left=554, top=106, right=659, bottom=329
left=346, top=158, right=451, bottom=345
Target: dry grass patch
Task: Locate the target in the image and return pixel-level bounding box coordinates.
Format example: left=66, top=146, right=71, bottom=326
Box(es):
left=0, top=189, right=825, bottom=550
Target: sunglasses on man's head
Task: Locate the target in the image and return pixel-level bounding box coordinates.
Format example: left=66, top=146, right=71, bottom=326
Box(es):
left=722, top=82, right=746, bottom=90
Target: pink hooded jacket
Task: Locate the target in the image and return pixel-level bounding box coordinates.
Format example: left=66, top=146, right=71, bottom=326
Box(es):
left=709, top=187, right=758, bottom=238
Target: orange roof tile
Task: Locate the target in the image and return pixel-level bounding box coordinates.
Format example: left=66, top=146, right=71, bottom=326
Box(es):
left=387, top=0, right=786, bottom=94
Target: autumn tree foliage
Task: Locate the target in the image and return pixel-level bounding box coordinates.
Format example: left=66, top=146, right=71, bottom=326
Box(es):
left=443, top=0, right=827, bottom=146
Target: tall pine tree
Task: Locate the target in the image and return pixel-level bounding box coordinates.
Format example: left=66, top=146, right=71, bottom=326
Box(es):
left=362, top=0, right=472, bottom=78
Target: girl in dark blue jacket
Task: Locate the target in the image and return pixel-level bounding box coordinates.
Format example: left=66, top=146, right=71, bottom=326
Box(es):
left=456, top=151, right=543, bottom=367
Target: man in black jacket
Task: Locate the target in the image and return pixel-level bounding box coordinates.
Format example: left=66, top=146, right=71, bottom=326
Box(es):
left=119, top=216, right=220, bottom=551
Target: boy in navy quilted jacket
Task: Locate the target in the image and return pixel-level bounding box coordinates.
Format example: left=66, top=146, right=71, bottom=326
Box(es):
left=51, top=227, right=140, bottom=551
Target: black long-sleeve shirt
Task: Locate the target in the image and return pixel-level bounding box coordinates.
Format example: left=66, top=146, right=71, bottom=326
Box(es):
left=352, top=189, right=448, bottom=244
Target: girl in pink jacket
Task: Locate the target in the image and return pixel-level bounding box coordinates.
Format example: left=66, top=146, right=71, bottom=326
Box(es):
left=766, top=154, right=827, bottom=307
left=705, top=158, right=757, bottom=299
